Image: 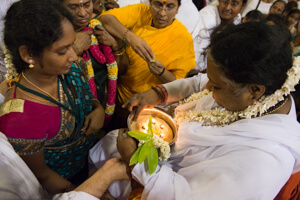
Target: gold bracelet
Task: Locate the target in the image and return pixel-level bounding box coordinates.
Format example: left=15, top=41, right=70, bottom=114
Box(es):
left=123, top=29, right=130, bottom=43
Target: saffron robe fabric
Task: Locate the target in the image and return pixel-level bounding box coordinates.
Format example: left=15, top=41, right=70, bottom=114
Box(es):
left=101, top=4, right=196, bottom=104
left=89, top=73, right=300, bottom=200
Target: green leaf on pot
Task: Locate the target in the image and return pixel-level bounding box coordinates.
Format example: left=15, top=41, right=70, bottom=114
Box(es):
left=147, top=144, right=158, bottom=174
left=128, top=131, right=151, bottom=141
left=129, top=144, right=142, bottom=166
left=138, top=140, right=152, bottom=164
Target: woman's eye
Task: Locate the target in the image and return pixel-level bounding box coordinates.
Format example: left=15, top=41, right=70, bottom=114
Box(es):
left=58, top=51, right=66, bottom=55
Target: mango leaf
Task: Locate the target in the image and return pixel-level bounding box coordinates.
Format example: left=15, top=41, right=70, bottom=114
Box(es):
left=129, top=144, right=142, bottom=166
left=147, top=144, right=158, bottom=174
left=138, top=140, right=152, bottom=164
left=147, top=115, right=153, bottom=137
left=128, top=131, right=151, bottom=141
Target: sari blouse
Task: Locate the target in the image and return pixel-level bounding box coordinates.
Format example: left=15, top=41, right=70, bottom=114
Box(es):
left=0, top=62, right=97, bottom=178
left=101, top=4, right=196, bottom=104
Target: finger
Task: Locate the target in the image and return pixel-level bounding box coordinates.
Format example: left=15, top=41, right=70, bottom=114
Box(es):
left=123, top=97, right=138, bottom=111
left=86, top=30, right=93, bottom=35
left=135, top=48, right=147, bottom=61
left=81, top=117, right=91, bottom=132
left=133, top=106, right=144, bottom=121
left=118, top=128, right=126, bottom=138
left=139, top=45, right=154, bottom=63
left=144, top=45, right=155, bottom=62
left=94, top=25, right=104, bottom=30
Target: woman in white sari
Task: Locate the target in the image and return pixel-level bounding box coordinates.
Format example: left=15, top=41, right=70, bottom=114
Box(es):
left=89, top=22, right=300, bottom=200
left=192, top=0, right=246, bottom=71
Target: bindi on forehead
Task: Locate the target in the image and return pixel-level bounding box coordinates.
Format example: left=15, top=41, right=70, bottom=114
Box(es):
left=163, top=0, right=167, bottom=4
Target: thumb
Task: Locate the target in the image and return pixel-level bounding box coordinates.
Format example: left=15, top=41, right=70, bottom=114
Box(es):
left=81, top=116, right=90, bottom=132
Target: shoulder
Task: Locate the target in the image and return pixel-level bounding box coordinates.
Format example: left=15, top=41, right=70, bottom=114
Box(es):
left=198, top=5, right=220, bottom=29
left=200, top=5, right=218, bottom=16
left=103, top=3, right=150, bottom=16
left=167, top=19, right=193, bottom=42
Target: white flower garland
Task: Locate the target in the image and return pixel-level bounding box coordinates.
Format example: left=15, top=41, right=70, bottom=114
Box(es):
left=138, top=134, right=171, bottom=161
left=174, top=57, right=300, bottom=126
left=4, top=45, right=18, bottom=80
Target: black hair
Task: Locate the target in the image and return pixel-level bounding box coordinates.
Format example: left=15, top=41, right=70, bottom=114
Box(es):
left=285, top=1, right=298, bottom=14
left=192, top=0, right=205, bottom=11
left=244, top=10, right=264, bottom=22
left=270, top=0, right=287, bottom=13
left=149, top=0, right=181, bottom=7
left=209, top=22, right=293, bottom=95
left=287, top=8, right=300, bottom=18
left=265, top=13, right=287, bottom=27
left=4, top=0, right=74, bottom=74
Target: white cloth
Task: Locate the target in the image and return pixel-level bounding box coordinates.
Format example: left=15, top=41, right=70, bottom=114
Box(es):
left=175, top=0, right=199, bottom=34
left=0, top=132, right=43, bottom=200
left=89, top=73, right=300, bottom=200
left=117, top=0, right=148, bottom=7
left=192, top=5, right=241, bottom=71
left=0, top=93, right=4, bottom=105
left=241, top=0, right=274, bottom=17
left=0, top=132, right=99, bottom=200
left=0, top=0, right=18, bottom=83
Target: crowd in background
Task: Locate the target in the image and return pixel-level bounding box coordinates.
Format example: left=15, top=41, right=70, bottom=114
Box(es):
left=0, top=0, right=300, bottom=199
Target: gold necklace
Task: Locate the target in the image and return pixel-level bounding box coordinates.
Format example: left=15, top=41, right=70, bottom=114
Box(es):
left=261, top=96, right=289, bottom=116
left=17, top=87, right=51, bottom=103
left=22, top=72, right=59, bottom=101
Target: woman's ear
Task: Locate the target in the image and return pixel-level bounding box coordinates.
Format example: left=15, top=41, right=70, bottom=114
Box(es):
left=18, top=45, right=34, bottom=65
left=248, top=84, right=266, bottom=101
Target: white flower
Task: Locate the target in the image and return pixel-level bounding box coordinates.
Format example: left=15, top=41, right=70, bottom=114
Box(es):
left=4, top=45, right=18, bottom=79
left=174, top=57, right=300, bottom=126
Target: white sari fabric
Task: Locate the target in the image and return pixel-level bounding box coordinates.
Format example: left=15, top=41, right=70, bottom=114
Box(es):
left=89, top=74, right=300, bottom=200
left=0, top=132, right=99, bottom=200
left=192, top=5, right=241, bottom=71
left=0, top=132, right=43, bottom=200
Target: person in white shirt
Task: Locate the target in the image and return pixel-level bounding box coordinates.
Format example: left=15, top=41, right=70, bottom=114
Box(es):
left=192, top=0, right=246, bottom=71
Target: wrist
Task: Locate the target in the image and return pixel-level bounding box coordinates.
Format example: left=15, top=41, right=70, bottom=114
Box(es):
left=112, top=42, right=121, bottom=51
left=156, top=67, right=165, bottom=77
left=72, top=43, right=81, bottom=55
left=123, top=29, right=132, bottom=44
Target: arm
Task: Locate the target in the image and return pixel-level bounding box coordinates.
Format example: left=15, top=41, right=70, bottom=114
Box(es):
left=74, top=158, right=130, bottom=198
left=72, top=30, right=93, bottom=55
left=21, top=151, right=76, bottom=195
left=53, top=158, right=131, bottom=200
left=94, top=25, right=129, bottom=75
left=99, top=14, right=154, bottom=62
left=148, top=60, right=176, bottom=83
left=122, top=73, right=208, bottom=120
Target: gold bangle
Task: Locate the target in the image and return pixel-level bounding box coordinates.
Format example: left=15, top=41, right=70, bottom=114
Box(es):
left=123, top=29, right=130, bottom=43
left=114, top=48, right=125, bottom=56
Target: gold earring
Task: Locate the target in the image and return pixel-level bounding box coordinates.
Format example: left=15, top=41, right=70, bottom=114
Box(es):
left=29, top=59, right=34, bottom=68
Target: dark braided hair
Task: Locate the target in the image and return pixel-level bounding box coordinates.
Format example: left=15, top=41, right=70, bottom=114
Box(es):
left=4, top=0, right=74, bottom=74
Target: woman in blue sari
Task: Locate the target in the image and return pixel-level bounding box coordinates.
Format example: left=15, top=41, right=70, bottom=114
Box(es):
left=0, top=0, right=104, bottom=195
